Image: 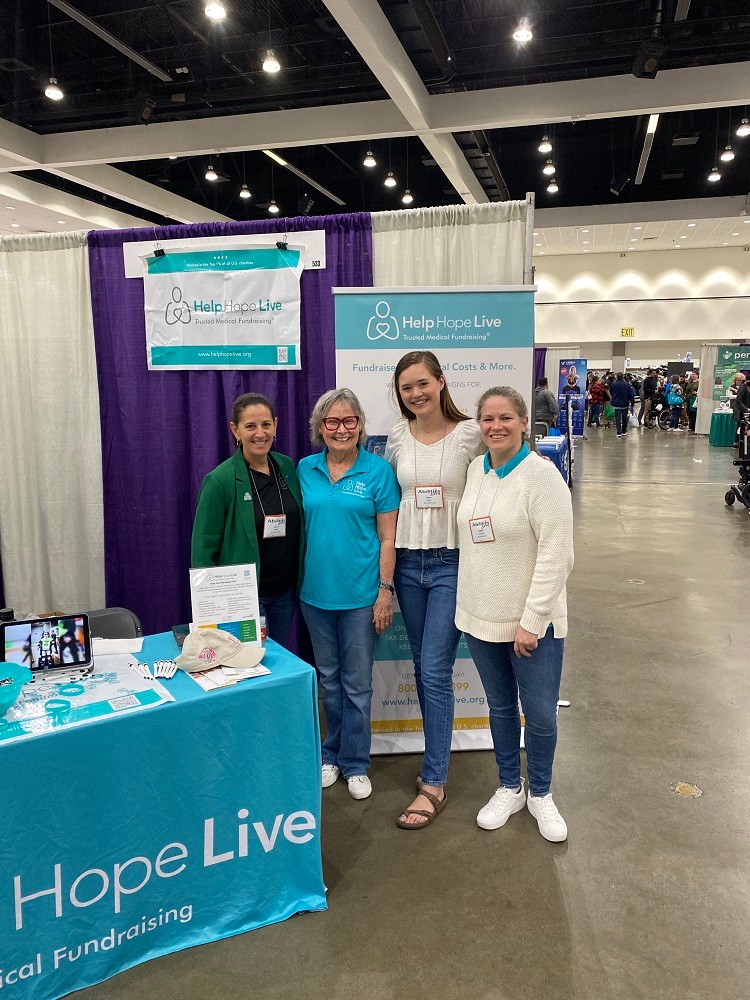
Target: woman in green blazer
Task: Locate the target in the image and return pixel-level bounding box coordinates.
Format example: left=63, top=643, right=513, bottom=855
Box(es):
left=191, top=392, right=305, bottom=644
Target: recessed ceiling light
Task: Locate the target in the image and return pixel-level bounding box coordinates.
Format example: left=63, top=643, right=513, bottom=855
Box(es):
left=744, top=219, right=750, bottom=224
left=535, top=243, right=542, bottom=247
left=56, top=220, right=66, bottom=224
left=679, top=235, right=687, bottom=238
left=10, top=223, right=20, bottom=228
left=631, top=238, right=638, bottom=241
left=538, top=251, right=546, bottom=255
left=731, top=232, right=739, bottom=236
left=582, top=240, right=590, bottom=244
left=5, top=205, right=14, bottom=210
left=687, top=223, right=696, bottom=227
left=722, top=241, right=729, bottom=245
left=628, top=247, right=635, bottom=251
left=582, top=249, right=589, bottom=253
left=674, top=244, right=681, bottom=248
left=581, top=229, right=589, bottom=233
left=533, top=231, right=539, bottom=236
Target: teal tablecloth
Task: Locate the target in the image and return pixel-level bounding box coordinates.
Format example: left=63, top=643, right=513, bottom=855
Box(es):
left=0, top=634, right=325, bottom=1000
left=709, top=410, right=736, bottom=446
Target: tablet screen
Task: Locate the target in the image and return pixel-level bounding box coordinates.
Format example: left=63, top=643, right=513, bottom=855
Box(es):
left=2, top=616, right=91, bottom=672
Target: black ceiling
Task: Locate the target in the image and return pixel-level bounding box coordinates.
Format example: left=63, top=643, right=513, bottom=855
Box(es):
left=1, top=0, right=749, bottom=223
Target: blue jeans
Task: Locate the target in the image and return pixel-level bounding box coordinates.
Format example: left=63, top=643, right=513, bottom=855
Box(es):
left=614, top=407, right=629, bottom=435
left=258, top=587, right=296, bottom=645
left=587, top=403, right=602, bottom=426
left=465, top=628, right=564, bottom=797
left=300, top=602, right=377, bottom=778
left=394, top=548, right=461, bottom=786
left=670, top=405, right=683, bottom=428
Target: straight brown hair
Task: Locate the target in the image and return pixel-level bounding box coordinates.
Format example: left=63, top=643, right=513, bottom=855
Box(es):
left=393, top=350, right=469, bottom=423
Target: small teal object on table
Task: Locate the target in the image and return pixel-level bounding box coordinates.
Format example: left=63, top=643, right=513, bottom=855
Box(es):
left=0, top=662, right=32, bottom=716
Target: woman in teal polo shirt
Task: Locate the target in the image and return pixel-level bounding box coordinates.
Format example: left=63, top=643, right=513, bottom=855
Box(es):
left=191, top=392, right=305, bottom=644
left=298, top=388, right=400, bottom=802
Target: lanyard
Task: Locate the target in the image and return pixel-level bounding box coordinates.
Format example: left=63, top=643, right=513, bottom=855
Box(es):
left=248, top=461, right=285, bottom=518
left=472, top=443, right=529, bottom=518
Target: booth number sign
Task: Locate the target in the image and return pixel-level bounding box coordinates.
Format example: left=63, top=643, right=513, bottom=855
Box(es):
left=621, top=327, right=635, bottom=338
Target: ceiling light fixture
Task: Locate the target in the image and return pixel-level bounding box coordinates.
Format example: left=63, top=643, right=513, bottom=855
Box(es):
left=708, top=167, right=721, bottom=182
left=687, top=223, right=696, bottom=227
left=263, top=50, right=280, bottom=73
left=168, top=155, right=177, bottom=160
left=363, top=149, right=376, bottom=168
left=268, top=199, right=279, bottom=214
left=538, top=134, right=551, bottom=155
left=239, top=152, right=251, bottom=201
left=56, top=219, right=66, bottom=224
left=44, top=6, right=64, bottom=101
left=633, top=226, right=642, bottom=231
left=262, top=149, right=345, bottom=205
left=263, top=149, right=287, bottom=166
left=384, top=171, right=397, bottom=188
left=721, top=113, right=735, bottom=161
left=581, top=229, right=589, bottom=233
left=513, top=18, right=532, bottom=43
left=239, top=183, right=251, bottom=199
left=736, top=117, right=750, bottom=138
left=542, top=159, right=555, bottom=176
left=204, top=2, right=227, bottom=20
left=205, top=162, right=218, bottom=181
left=402, top=190, right=414, bottom=205
left=547, top=180, right=558, bottom=194
left=731, top=231, right=739, bottom=236
left=401, top=140, right=413, bottom=204
left=262, top=1, right=280, bottom=73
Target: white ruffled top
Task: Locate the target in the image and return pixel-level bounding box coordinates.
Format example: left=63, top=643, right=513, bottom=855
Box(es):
left=385, top=418, right=484, bottom=550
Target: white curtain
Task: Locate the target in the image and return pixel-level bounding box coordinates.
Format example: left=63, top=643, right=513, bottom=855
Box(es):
left=372, top=201, right=529, bottom=286
left=0, top=232, right=105, bottom=616
left=696, top=344, right=720, bottom=435
left=545, top=347, right=581, bottom=389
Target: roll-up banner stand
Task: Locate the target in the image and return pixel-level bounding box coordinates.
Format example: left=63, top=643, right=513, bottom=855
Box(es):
left=333, top=286, right=535, bottom=754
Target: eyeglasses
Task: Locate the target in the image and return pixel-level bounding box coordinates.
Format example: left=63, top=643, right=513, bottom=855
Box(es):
left=322, top=415, right=360, bottom=431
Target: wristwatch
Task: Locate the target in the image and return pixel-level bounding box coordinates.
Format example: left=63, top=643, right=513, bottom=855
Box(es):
left=378, top=581, right=395, bottom=595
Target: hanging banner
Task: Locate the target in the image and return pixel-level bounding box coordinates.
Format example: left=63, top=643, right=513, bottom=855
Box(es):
left=557, top=358, right=587, bottom=437
left=144, top=246, right=303, bottom=370
left=333, top=286, right=535, bottom=754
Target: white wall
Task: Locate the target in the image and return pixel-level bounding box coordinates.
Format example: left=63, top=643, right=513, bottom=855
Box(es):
left=533, top=245, right=750, bottom=354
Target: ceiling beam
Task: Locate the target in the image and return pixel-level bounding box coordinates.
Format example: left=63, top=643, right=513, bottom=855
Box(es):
left=534, top=195, right=749, bottom=230
left=321, top=0, right=487, bottom=203
left=428, top=63, right=750, bottom=133
left=0, top=172, right=151, bottom=229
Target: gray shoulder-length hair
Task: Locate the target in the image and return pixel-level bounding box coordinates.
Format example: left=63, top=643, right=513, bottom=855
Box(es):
left=309, top=387, right=368, bottom=446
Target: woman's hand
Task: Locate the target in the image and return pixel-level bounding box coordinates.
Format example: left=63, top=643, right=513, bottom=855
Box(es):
left=373, top=591, right=393, bottom=635
left=514, top=626, right=539, bottom=658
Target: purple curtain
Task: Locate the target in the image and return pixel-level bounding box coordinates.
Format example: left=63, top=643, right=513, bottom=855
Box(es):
left=87, top=213, right=373, bottom=636
left=534, top=347, right=547, bottom=386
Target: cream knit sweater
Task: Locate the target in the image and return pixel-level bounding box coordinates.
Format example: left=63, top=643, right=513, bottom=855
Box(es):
left=455, top=452, right=574, bottom=641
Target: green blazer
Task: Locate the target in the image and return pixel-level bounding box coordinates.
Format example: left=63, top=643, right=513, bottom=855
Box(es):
left=191, top=448, right=306, bottom=592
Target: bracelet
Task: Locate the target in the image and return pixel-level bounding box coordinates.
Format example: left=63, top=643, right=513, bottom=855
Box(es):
left=378, top=581, right=395, bottom=595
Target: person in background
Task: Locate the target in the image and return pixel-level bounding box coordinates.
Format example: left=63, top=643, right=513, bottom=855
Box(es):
left=638, top=369, right=658, bottom=427
left=386, top=350, right=483, bottom=829
left=587, top=377, right=610, bottom=427
left=297, top=388, right=400, bottom=802
left=191, top=393, right=304, bottom=645
left=456, top=387, right=574, bottom=842
left=609, top=373, right=636, bottom=438
left=731, top=374, right=749, bottom=447
left=667, top=375, right=685, bottom=432
left=727, top=372, right=746, bottom=400
left=534, top=377, right=559, bottom=433
left=684, top=372, right=700, bottom=433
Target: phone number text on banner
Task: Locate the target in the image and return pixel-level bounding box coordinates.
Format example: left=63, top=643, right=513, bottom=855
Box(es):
left=144, top=247, right=303, bottom=370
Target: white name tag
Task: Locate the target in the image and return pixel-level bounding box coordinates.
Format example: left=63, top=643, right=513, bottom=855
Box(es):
left=264, top=514, right=287, bottom=539
left=469, top=516, right=495, bottom=544
left=415, top=485, right=444, bottom=509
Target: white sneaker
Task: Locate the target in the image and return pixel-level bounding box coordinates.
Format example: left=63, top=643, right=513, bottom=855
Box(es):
left=347, top=775, right=372, bottom=800
left=527, top=792, right=568, bottom=842
left=476, top=780, right=526, bottom=830
left=321, top=764, right=340, bottom=788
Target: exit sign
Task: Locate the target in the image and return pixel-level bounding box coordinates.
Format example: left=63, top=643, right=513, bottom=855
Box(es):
left=621, top=327, right=635, bottom=338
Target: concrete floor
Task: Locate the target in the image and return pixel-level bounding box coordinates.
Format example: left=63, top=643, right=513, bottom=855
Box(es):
left=86, top=427, right=749, bottom=1000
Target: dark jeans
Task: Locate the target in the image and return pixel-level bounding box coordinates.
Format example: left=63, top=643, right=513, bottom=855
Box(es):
left=614, top=407, right=629, bottom=435
left=466, top=628, right=564, bottom=797
left=258, top=587, right=297, bottom=645
left=670, top=405, right=683, bottom=429
left=587, top=403, right=603, bottom=426
left=688, top=408, right=696, bottom=432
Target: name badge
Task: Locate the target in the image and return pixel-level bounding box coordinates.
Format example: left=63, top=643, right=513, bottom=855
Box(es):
left=469, top=516, right=495, bottom=544
left=264, top=514, right=287, bottom=539
left=415, top=485, right=444, bottom=509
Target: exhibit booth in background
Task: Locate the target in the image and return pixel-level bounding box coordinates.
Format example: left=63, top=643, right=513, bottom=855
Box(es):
left=0, top=200, right=532, bottom=640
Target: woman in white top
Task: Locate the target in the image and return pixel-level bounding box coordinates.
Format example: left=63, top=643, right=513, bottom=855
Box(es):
left=386, top=351, right=483, bottom=829
left=456, top=386, right=573, bottom=842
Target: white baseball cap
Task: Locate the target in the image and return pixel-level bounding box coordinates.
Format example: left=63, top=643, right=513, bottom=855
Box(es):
left=175, top=628, right=265, bottom=673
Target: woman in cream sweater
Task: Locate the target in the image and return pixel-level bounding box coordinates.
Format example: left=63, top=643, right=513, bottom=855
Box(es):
left=456, top=387, right=574, bottom=842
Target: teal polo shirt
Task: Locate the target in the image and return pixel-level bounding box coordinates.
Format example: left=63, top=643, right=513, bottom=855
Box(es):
left=297, top=446, right=401, bottom=610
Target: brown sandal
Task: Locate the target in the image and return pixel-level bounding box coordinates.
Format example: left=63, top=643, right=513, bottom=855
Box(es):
left=396, top=787, right=447, bottom=830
